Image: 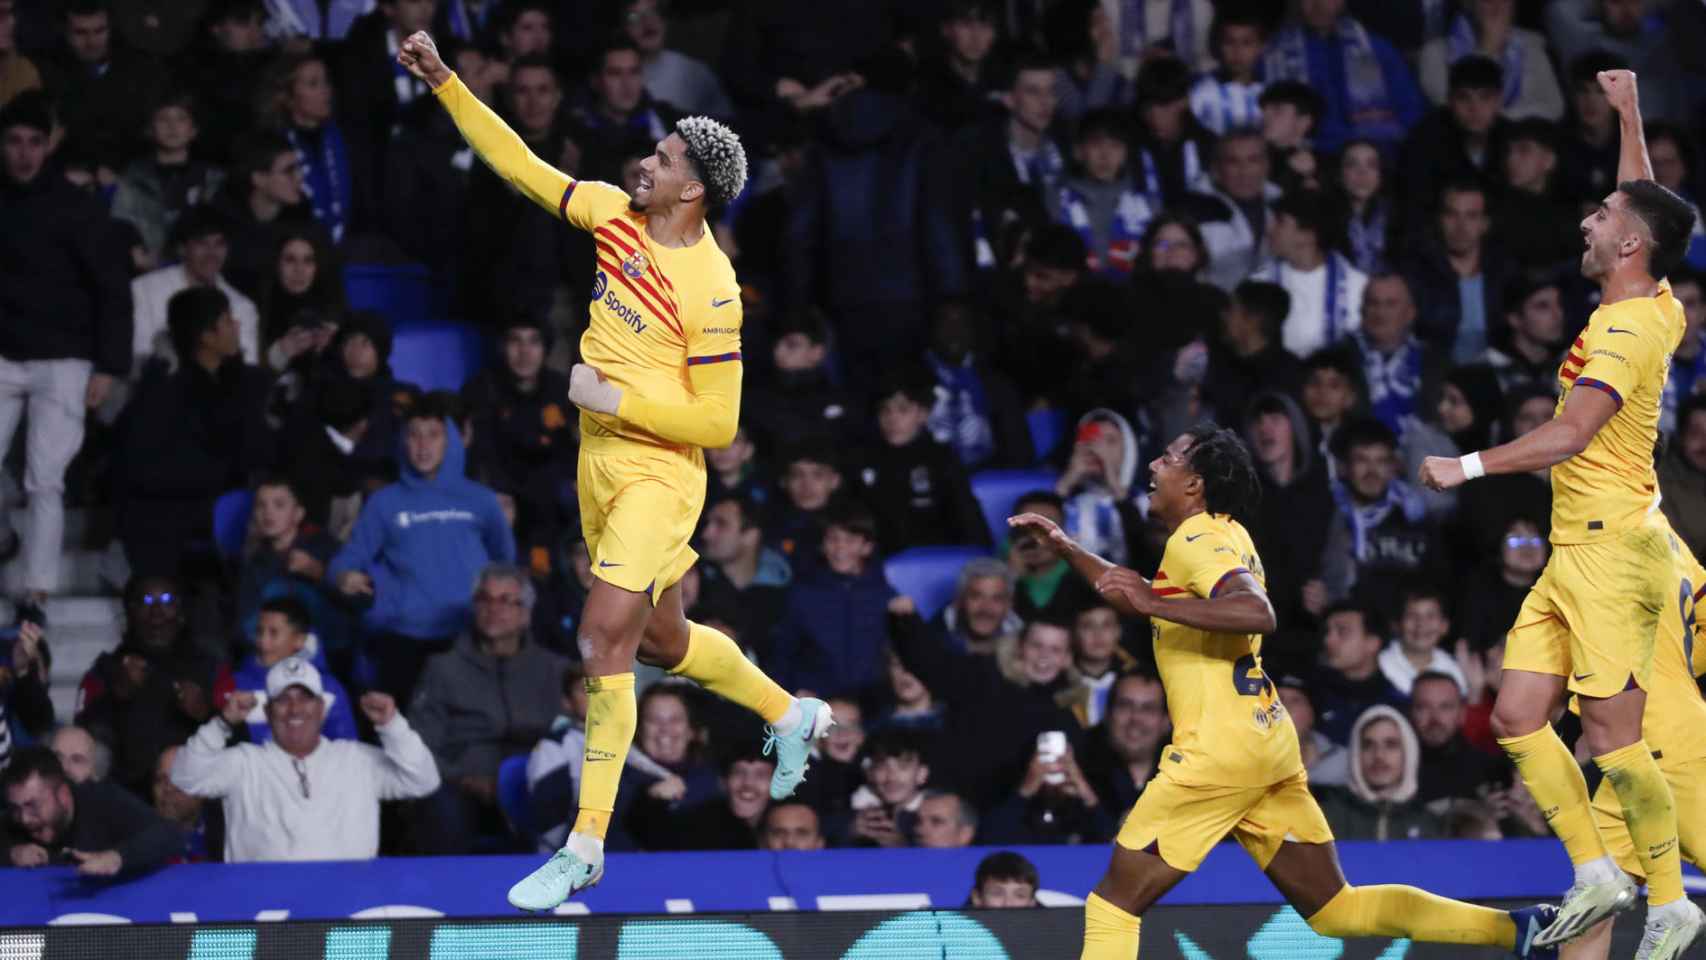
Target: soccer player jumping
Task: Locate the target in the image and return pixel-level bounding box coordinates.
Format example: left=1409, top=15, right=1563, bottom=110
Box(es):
left=398, top=33, right=834, bottom=909
left=1012, top=425, right=1556, bottom=960
left=1420, top=69, right=1703, bottom=960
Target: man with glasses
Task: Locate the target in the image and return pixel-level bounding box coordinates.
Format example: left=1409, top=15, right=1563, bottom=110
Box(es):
left=75, top=575, right=225, bottom=797
left=408, top=564, right=569, bottom=854
left=170, top=656, right=438, bottom=862
left=4, top=746, right=181, bottom=877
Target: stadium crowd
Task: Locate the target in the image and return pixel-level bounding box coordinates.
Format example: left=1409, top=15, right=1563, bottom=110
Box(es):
left=2, top=0, right=1706, bottom=877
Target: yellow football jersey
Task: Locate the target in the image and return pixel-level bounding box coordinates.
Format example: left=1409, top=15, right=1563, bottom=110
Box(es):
left=562, top=181, right=742, bottom=455
left=1550, top=282, right=1685, bottom=544
left=1149, top=512, right=1301, bottom=788
left=1647, top=520, right=1706, bottom=770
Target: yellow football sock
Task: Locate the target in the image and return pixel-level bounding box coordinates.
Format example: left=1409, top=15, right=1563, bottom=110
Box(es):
left=669, top=621, right=793, bottom=724
left=1082, top=892, right=1141, bottom=960
left=1499, top=726, right=1609, bottom=865
left=570, top=672, right=636, bottom=841
left=1595, top=740, right=1682, bottom=906
left=1307, top=884, right=1515, bottom=947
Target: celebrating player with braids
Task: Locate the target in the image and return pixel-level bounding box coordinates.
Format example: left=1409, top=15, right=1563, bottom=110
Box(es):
left=1011, top=423, right=1558, bottom=960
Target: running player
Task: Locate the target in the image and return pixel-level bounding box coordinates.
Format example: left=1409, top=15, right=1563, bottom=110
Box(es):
left=1010, top=424, right=1556, bottom=960
left=397, top=33, right=834, bottom=909
left=1563, top=529, right=1706, bottom=960
left=1419, top=68, right=1703, bottom=959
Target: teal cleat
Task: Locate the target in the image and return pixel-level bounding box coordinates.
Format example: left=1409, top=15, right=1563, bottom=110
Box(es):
left=763, top=697, right=835, bottom=800
left=506, top=846, right=603, bottom=912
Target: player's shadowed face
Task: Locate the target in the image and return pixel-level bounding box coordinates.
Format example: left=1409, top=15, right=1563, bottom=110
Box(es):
left=631, top=133, right=701, bottom=214
left=1145, top=433, right=1202, bottom=523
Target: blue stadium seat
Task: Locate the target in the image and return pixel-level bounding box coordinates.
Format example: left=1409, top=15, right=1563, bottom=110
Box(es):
left=883, top=547, right=987, bottom=620
left=344, top=264, right=432, bottom=330
left=1027, top=407, right=1068, bottom=463
left=388, top=320, right=488, bottom=392
left=211, top=489, right=254, bottom=560
left=496, top=754, right=533, bottom=840
left=970, top=470, right=1058, bottom=545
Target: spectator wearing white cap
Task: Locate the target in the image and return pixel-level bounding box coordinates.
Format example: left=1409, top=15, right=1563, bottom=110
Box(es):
left=170, top=656, right=439, bottom=862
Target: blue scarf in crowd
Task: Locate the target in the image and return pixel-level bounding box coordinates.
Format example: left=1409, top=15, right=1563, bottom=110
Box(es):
left=441, top=0, right=496, bottom=40
left=1330, top=476, right=1428, bottom=561
left=1189, top=74, right=1264, bottom=136
left=925, top=350, right=995, bottom=468
left=1346, top=200, right=1389, bottom=274
left=1353, top=330, right=1424, bottom=433
left=1055, top=182, right=1156, bottom=276
left=289, top=123, right=351, bottom=244
left=1136, top=139, right=1202, bottom=207
left=266, top=0, right=369, bottom=39
left=1121, top=0, right=1198, bottom=63
left=1446, top=15, right=1524, bottom=108
left=1264, top=18, right=1399, bottom=141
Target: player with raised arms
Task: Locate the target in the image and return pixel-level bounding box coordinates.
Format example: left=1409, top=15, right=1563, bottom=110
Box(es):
left=1010, top=424, right=1557, bottom=960
left=1420, top=69, right=1703, bottom=960
left=397, top=32, right=834, bottom=910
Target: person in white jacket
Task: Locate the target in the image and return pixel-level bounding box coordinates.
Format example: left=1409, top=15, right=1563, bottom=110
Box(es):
left=129, top=207, right=260, bottom=380
left=171, top=656, right=440, bottom=862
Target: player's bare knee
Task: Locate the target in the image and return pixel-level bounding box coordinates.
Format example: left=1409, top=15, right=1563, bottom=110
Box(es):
left=636, top=618, right=688, bottom=667
left=1490, top=699, right=1548, bottom=741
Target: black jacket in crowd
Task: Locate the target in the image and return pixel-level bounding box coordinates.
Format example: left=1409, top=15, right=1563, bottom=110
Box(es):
left=0, top=168, right=133, bottom=375
left=855, top=434, right=990, bottom=552
left=2, top=779, right=183, bottom=878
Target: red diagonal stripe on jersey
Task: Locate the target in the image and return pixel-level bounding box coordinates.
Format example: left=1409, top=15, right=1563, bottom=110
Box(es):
left=1566, top=352, right=1585, bottom=366
left=1155, top=570, right=1169, bottom=581
left=1154, top=586, right=1186, bottom=597
left=1560, top=367, right=1580, bottom=381
left=595, top=242, right=685, bottom=338
left=595, top=232, right=681, bottom=326
left=1573, top=337, right=1584, bottom=348
left=607, top=219, right=681, bottom=299
left=599, top=224, right=681, bottom=315
left=595, top=253, right=686, bottom=342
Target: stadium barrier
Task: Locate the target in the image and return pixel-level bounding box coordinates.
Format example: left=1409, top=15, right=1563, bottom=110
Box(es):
left=0, top=903, right=1655, bottom=960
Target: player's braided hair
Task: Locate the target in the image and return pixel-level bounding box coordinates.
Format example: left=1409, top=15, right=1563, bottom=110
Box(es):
left=1182, top=421, right=1262, bottom=521
left=674, top=115, right=748, bottom=210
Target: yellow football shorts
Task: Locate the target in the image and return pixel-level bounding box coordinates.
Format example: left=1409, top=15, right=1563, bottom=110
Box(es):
left=577, top=446, right=705, bottom=600
left=1503, top=517, right=1671, bottom=699
left=1592, top=756, right=1706, bottom=877
left=1115, top=769, right=1333, bottom=872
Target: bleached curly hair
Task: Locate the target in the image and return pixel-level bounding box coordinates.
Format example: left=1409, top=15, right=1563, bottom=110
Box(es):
left=674, top=115, right=748, bottom=209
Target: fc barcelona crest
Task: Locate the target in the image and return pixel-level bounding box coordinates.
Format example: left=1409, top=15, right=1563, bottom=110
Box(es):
left=621, top=251, right=648, bottom=279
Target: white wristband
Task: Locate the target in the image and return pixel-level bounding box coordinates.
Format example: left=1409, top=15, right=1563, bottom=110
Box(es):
left=1460, top=452, right=1485, bottom=480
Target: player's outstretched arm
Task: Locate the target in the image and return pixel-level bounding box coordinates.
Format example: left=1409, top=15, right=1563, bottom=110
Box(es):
left=1599, top=70, right=1652, bottom=183
left=1419, top=385, right=1617, bottom=491
left=1007, top=513, right=1117, bottom=586
left=398, top=31, right=572, bottom=217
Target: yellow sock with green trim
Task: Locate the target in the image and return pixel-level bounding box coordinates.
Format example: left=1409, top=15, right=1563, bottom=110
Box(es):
left=1307, top=884, right=1515, bottom=947
left=570, top=672, right=635, bottom=841
left=1499, top=725, right=1608, bottom=865
left=1082, top=892, right=1141, bottom=959
left=1595, top=740, right=1683, bottom=906
left=669, top=621, right=793, bottom=724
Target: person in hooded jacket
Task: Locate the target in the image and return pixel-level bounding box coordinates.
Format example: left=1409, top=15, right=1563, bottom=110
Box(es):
left=327, top=401, right=516, bottom=702
left=1241, top=392, right=1336, bottom=651
left=1310, top=704, right=1444, bottom=841
left=1056, top=408, right=1148, bottom=571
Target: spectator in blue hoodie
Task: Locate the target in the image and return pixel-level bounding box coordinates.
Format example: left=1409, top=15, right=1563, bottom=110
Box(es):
left=329, top=400, right=516, bottom=701
left=211, top=596, right=357, bottom=745
left=769, top=500, right=899, bottom=700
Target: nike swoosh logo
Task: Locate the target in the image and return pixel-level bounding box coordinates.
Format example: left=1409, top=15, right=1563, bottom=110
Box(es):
left=1184, top=534, right=1206, bottom=542
left=598, top=560, right=623, bottom=568
left=711, top=297, right=735, bottom=308
left=1573, top=672, right=1595, bottom=681
left=1605, top=327, right=1636, bottom=335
